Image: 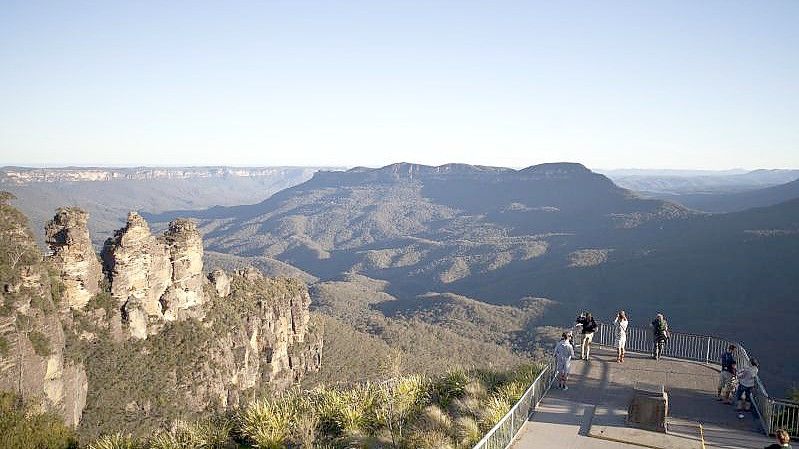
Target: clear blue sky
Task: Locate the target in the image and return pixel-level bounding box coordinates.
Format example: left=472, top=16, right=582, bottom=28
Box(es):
left=1, top=1, right=797, bottom=169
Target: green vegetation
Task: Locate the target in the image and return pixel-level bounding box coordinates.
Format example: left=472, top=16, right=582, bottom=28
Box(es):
left=0, top=335, right=9, bottom=357
left=0, top=391, right=78, bottom=449
left=29, top=329, right=52, bottom=357
left=75, top=363, right=541, bottom=449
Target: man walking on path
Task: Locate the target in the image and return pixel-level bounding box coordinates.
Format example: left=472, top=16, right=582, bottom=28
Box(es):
left=575, top=312, right=598, bottom=360
left=652, top=313, right=669, bottom=360
left=717, top=345, right=737, bottom=401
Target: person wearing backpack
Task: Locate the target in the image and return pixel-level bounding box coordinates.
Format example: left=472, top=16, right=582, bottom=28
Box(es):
left=651, top=313, right=669, bottom=360
left=575, top=312, right=598, bottom=360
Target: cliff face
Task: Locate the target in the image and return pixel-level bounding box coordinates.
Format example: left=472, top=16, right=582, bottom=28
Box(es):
left=99, top=213, right=207, bottom=338
left=45, top=208, right=103, bottom=310
left=0, top=198, right=88, bottom=428
left=0, top=198, right=322, bottom=435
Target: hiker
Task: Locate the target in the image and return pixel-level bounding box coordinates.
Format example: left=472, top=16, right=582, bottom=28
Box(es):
left=717, top=345, right=737, bottom=401
left=736, top=358, right=759, bottom=417
left=614, top=310, right=628, bottom=363
left=651, top=313, right=669, bottom=360
left=575, top=312, right=598, bottom=360
left=764, top=429, right=792, bottom=448
left=555, top=331, right=575, bottom=390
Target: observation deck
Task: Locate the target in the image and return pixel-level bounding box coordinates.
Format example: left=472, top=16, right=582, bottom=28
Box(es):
left=473, top=323, right=797, bottom=449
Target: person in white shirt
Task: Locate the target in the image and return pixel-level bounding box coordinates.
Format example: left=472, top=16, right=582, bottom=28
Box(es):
left=555, top=332, right=575, bottom=390
left=614, top=311, right=629, bottom=363
left=735, top=358, right=759, bottom=417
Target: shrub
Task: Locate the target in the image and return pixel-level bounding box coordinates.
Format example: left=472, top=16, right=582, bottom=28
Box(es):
left=453, top=415, right=482, bottom=447
left=28, top=330, right=52, bottom=357
left=0, top=335, right=9, bottom=357
left=478, top=395, right=511, bottom=429
left=432, top=368, right=470, bottom=408
left=0, top=391, right=78, bottom=449
left=238, top=396, right=295, bottom=449
left=149, top=419, right=232, bottom=449
left=86, top=433, right=141, bottom=449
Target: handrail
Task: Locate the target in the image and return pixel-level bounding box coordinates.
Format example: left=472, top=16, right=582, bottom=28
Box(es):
left=586, top=321, right=798, bottom=436
left=472, top=322, right=798, bottom=448
left=471, top=359, right=555, bottom=449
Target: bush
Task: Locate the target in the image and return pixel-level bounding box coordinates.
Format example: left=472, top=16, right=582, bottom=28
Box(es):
left=86, top=433, right=141, bottom=449
left=0, top=391, right=78, bottom=449
left=148, top=419, right=232, bottom=449
left=0, top=335, right=9, bottom=357
left=28, top=330, right=52, bottom=357
left=238, top=396, right=295, bottom=449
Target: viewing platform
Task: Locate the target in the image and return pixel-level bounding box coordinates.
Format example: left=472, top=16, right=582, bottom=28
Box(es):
left=511, top=347, right=770, bottom=448
left=473, top=323, right=797, bottom=449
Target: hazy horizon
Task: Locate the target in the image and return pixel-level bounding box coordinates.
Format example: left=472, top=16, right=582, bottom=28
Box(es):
left=1, top=161, right=797, bottom=172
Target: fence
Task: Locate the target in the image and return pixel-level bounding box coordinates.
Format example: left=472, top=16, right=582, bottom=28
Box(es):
left=471, top=322, right=798, bottom=448
left=471, top=359, right=555, bottom=449
left=586, top=321, right=799, bottom=436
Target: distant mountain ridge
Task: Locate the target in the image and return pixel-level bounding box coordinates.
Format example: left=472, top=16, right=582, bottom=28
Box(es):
left=650, top=178, right=799, bottom=213
left=1, top=165, right=341, bottom=247
left=0, top=165, right=345, bottom=185
left=146, top=161, right=799, bottom=393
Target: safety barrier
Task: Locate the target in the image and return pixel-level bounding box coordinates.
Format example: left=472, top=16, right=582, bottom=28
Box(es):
left=472, top=322, right=798, bottom=449
left=585, top=321, right=798, bottom=436
left=471, top=359, right=555, bottom=449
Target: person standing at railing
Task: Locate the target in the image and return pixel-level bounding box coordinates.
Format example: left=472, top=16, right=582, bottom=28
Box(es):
left=717, top=344, right=737, bottom=401
left=613, top=310, right=628, bottom=363
left=555, top=331, right=575, bottom=390
left=575, top=312, right=598, bottom=360
left=651, top=313, right=669, bottom=360
left=735, top=358, right=759, bottom=418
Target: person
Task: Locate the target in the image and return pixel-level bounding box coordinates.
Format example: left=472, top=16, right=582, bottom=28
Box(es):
left=555, top=331, right=575, bottom=390
left=736, top=358, right=759, bottom=417
left=575, top=312, right=598, bottom=360
left=651, top=313, right=669, bottom=360
left=721, top=361, right=738, bottom=404
left=764, top=429, right=791, bottom=448
left=613, top=311, right=629, bottom=363
left=717, top=345, right=737, bottom=400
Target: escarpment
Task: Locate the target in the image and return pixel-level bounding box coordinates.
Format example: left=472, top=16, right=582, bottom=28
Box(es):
left=0, top=197, right=88, bottom=428
left=0, top=196, right=322, bottom=436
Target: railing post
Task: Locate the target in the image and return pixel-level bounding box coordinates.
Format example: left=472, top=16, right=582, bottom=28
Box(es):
left=705, top=336, right=711, bottom=364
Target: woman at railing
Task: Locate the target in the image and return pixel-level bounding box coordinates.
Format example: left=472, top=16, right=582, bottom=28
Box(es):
left=613, top=310, right=628, bottom=363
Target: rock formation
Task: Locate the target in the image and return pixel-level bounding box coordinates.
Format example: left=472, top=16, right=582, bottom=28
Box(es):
left=160, top=219, right=205, bottom=321
left=101, top=212, right=205, bottom=337
left=0, top=201, right=88, bottom=427
left=2, top=202, right=322, bottom=433
left=45, top=208, right=103, bottom=309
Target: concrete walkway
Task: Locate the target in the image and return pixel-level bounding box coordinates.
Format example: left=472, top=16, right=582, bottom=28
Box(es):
left=510, top=347, right=773, bottom=449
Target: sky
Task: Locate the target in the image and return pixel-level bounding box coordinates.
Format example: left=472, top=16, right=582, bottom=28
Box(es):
left=1, top=1, right=797, bottom=169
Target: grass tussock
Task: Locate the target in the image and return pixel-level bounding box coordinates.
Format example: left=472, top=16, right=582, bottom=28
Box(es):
left=8, top=362, right=543, bottom=449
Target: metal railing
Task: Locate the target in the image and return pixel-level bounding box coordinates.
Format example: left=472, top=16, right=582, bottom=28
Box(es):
left=585, top=322, right=799, bottom=436
left=471, top=359, right=555, bottom=449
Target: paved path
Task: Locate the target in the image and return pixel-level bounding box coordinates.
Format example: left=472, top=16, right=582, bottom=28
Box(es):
left=510, top=347, right=773, bottom=449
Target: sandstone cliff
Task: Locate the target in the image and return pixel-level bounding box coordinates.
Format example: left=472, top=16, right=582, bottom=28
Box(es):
left=100, top=212, right=206, bottom=338
left=45, top=207, right=103, bottom=310
left=0, top=196, right=88, bottom=428
left=0, top=198, right=322, bottom=436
